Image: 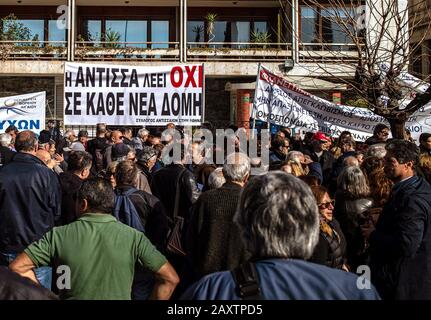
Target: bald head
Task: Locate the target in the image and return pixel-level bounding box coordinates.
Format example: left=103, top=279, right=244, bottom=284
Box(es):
left=111, top=130, right=123, bottom=144
left=343, top=156, right=359, bottom=167
left=15, top=130, right=38, bottom=154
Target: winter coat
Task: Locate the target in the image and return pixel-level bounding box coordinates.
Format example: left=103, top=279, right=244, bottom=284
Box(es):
left=59, top=172, right=83, bottom=225
left=0, top=153, right=61, bottom=253
left=334, top=192, right=373, bottom=269
left=310, top=218, right=347, bottom=269
left=186, top=182, right=250, bottom=280
left=369, top=176, right=431, bottom=299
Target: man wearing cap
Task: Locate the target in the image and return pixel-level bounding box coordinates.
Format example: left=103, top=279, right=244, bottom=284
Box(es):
left=136, top=146, right=158, bottom=188
left=304, top=132, right=335, bottom=186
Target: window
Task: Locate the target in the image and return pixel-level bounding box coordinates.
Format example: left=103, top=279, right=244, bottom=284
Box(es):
left=300, top=7, right=317, bottom=44
left=151, top=21, right=169, bottom=49
left=411, top=44, right=423, bottom=78
left=83, top=20, right=102, bottom=45
left=48, top=20, right=66, bottom=47
left=106, top=20, right=147, bottom=48
left=187, top=21, right=204, bottom=46
left=253, top=21, right=268, bottom=34
left=231, top=21, right=250, bottom=48
left=213, top=21, right=228, bottom=46
left=3, top=19, right=44, bottom=46
left=321, top=7, right=354, bottom=50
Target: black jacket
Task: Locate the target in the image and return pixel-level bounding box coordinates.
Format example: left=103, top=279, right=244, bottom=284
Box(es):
left=420, top=145, right=431, bottom=156
left=0, top=266, right=58, bottom=300
left=334, top=192, right=373, bottom=269
left=0, top=146, right=15, bottom=166
left=151, top=163, right=201, bottom=224
left=0, top=153, right=61, bottom=253
left=186, top=182, right=250, bottom=280
left=116, top=185, right=169, bottom=252
left=304, top=150, right=335, bottom=185
left=59, top=172, right=83, bottom=225
left=310, top=218, right=347, bottom=269
left=369, top=176, right=431, bottom=299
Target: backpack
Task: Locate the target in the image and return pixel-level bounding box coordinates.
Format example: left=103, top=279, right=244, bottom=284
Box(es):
left=113, top=187, right=146, bottom=234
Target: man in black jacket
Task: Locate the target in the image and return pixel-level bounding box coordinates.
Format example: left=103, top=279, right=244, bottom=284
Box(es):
left=363, top=140, right=431, bottom=299
left=59, top=151, right=92, bottom=225
left=151, top=143, right=200, bottom=297
left=0, top=130, right=61, bottom=290
left=186, top=152, right=251, bottom=282
left=304, top=132, right=335, bottom=186
left=115, top=160, right=170, bottom=300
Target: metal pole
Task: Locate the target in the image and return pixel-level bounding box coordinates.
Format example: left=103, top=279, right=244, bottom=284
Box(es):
left=184, top=0, right=188, bottom=63
left=67, top=0, right=72, bottom=61
left=70, top=0, right=76, bottom=61
left=251, top=63, right=262, bottom=140
left=292, top=0, right=299, bottom=63
left=179, top=0, right=184, bottom=62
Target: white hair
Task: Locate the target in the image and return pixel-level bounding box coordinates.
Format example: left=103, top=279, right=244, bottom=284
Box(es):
left=208, top=167, right=226, bottom=189
left=138, top=128, right=149, bottom=138
left=223, top=152, right=250, bottom=182
left=366, top=143, right=387, bottom=159
left=0, top=133, right=12, bottom=147
left=234, top=171, right=319, bottom=259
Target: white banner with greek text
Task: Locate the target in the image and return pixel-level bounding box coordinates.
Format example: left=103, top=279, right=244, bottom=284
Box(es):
left=64, top=62, right=204, bottom=126
left=0, top=91, right=46, bottom=133
left=253, top=65, right=431, bottom=142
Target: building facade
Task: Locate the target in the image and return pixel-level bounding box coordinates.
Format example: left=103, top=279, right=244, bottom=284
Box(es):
left=0, top=0, right=357, bottom=133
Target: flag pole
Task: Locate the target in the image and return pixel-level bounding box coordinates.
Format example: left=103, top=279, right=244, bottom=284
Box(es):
left=251, top=63, right=262, bottom=140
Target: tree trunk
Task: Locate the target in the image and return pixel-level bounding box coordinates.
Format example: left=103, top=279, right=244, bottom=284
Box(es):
left=387, top=117, right=407, bottom=140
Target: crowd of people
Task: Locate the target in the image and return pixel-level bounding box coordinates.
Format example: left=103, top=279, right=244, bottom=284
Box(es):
left=1, top=120, right=431, bottom=300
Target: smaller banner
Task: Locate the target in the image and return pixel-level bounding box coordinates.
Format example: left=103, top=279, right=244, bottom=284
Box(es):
left=253, top=64, right=431, bottom=142
left=0, top=91, right=46, bottom=133
left=64, top=62, right=204, bottom=126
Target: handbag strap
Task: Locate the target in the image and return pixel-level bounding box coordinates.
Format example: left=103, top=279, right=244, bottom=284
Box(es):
left=173, top=167, right=187, bottom=219
left=231, top=261, right=262, bottom=300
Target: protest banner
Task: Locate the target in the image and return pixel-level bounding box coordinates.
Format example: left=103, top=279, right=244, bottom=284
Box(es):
left=253, top=64, right=431, bottom=142
left=64, top=62, right=204, bottom=126
left=0, top=91, right=46, bottom=133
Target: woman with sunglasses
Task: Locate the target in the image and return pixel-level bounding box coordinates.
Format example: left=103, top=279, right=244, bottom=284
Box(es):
left=309, top=185, right=348, bottom=271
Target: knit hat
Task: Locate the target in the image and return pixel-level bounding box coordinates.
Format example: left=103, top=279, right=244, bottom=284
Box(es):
left=70, top=142, right=86, bottom=152
left=112, top=143, right=130, bottom=160
left=138, top=146, right=158, bottom=163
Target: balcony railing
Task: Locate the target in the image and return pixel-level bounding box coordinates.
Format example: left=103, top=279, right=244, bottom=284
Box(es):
left=74, top=41, right=180, bottom=61
left=0, top=40, right=67, bottom=60
left=299, top=43, right=360, bottom=62
left=187, top=42, right=292, bottom=62
left=0, top=40, right=361, bottom=64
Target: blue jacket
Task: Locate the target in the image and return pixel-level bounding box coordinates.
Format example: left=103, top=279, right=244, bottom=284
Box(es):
left=181, top=259, right=380, bottom=300
left=370, top=176, right=431, bottom=299
left=0, top=153, right=61, bottom=253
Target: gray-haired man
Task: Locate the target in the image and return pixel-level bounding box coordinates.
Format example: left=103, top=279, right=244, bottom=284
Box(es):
left=182, top=171, right=380, bottom=300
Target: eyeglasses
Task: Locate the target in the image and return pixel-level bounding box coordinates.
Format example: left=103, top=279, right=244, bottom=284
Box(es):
left=379, top=131, right=389, bottom=136
left=318, top=199, right=335, bottom=209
